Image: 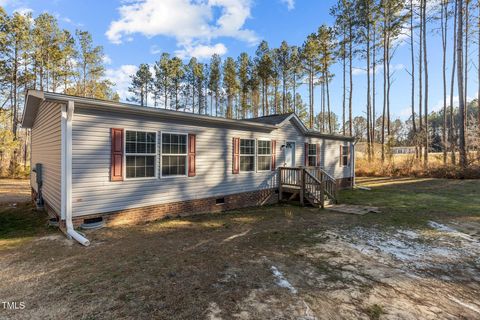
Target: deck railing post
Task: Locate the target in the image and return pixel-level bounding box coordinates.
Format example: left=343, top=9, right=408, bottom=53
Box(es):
left=320, top=172, right=325, bottom=208
left=278, top=168, right=283, bottom=201
left=300, top=169, right=305, bottom=206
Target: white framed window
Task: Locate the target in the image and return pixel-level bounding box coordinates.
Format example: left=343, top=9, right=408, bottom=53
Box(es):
left=125, top=130, right=157, bottom=179
left=341, top=145, right=349, bottom=167
left=240, top=139, right=255, bottom=172
left=161, top=133, right=188, bottom=177
left=308, top=144, right=317, bottom=167
left=257, top=140, right=272, bottom=171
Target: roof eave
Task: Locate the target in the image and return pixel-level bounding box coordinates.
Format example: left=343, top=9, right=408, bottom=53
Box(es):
left=305, top=130, right=355, bottom=141
left=42, top=92, right=278, bottom=131
left=21, top=90, right=45, bottom=128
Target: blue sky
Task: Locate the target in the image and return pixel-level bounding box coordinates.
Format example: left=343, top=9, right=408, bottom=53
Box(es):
left=2, top=0, right=479, bottom=120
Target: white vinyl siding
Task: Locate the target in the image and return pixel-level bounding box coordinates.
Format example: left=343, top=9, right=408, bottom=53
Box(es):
left=30, top=101, right=62, bottom=214
left=70, top=106, right=352, bottom=217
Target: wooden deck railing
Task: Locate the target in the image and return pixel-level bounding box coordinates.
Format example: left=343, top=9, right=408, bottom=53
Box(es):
left=278, top=167, right=338, bottom=208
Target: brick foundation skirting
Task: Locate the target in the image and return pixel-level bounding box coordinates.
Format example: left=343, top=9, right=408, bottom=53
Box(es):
left=70, top=188, right=278, bottom=227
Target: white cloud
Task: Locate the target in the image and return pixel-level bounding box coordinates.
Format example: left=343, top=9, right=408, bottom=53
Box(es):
left=175, top=43, right=227, bottom=60
left=102, top=55, right=112, bottom=65
left=106, top=0, right=258, bottom=59
left=105, top=65, right=138, bottom=101
left=281, top=0, right=295, bottom=10
left=353, top=64, right=405, bottom=76
left=150, top=45, right=162, bottom=55
left=433, top=95, right=476, bottom=112
left=13, top=7, right=33, bottom=15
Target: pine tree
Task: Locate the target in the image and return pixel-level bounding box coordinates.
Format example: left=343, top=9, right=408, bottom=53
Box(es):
left=129, top=63, right=152, bottom=107
left=237, top=52, right=251, bottom=119
left=271, top=48, right=282, bottom=114
left=168, top=57, right=184, bottom=111
left=186, top=57, right=198, bottom=112
left=255, top=41, right=272, bottom=116
left=317, top=25, right=336, bottom=134
left=154, top=53, right=171, bottom=109
left=194, top=62, right=206, bottom=114
left=223, top=57, right=238, bottom=119
left=75, top=29, right=106, bottom=98
left=7, top=12, right=30, bottom=138
left=301, top=34, right=321, bottom=128
left=277, top=41, right=291, bottom=113
left=208, top=54, right=221, bottom=116
left=289, top=46, right=302, bottom=114
left=457, top=0, right=467, bottom=167
left=249, top=66, right=261, bottom=117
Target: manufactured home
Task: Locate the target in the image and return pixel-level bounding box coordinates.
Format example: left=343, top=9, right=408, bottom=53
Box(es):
left=22, top=90, right=355, bottom=245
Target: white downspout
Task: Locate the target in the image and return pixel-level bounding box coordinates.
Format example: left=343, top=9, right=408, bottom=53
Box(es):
left=61, top=101, right=90, bottom=246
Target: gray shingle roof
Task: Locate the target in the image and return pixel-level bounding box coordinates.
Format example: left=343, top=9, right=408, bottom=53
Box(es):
left=241, top=113, right=294, bottom=125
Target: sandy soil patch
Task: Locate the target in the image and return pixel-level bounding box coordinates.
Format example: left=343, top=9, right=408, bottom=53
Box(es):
left=0, top=179, right=30, bottom=204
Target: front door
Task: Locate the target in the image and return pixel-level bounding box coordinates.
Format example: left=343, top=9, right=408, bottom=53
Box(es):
left=284, top=141, right=296, bottom=167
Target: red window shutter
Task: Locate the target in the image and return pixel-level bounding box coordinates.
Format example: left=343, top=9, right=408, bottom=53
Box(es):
left=232, top=137, right=240, bottom=174
left=188, top=134, right=196, bottom=177
left=271, top=140, right=276, bottom=171
left=316, top=143, right=321, bottom=167
left=304, top=143, right=309, bottom=166
left=111, top=128, right=124, bottom=181
left=347, top=144, right=351, bottom=166
left=339, top=145, right=343, bottom=167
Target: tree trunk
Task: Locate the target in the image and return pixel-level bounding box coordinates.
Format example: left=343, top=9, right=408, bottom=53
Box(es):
left=282, top=73, right=287, bottom=113
left=450, top=0, right=458, bottom=164
left=410, top=0, right=417, bottom=154
left=265, top=79, right=270, bottom=116
left=342, top=35, right=346, bottom=136
left=326, top=74, right=332, bottom=133
left=442, top=0, right=448, bottom=164
left=458, top=0, right=467, bottom=168
left=349, top=22, right=353, bottom=136
left=367, top=21, right=372, bottom=161
left=372, top=24, right=376, bottom=153
left=320, top=81, right=324, bottom=132
left=382, top=27, right=387, bottom=163
left=464, top=0, right=469, bottom=144
left=423, top=0, right=429, bottom=165
left=293, top=73, right=297, bottom=113
left=12, top=44, right=18, bottom=139
left=308, top=70, right=314, bottom=129
left=418, top=0, right=423, bottom=160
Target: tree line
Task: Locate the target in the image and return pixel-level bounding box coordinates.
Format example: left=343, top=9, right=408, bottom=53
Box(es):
left=0, top=8, right=117, bottom=176
left=1, top=1, right=480, bottom=177
left=129, top=0, right=480, bottom=168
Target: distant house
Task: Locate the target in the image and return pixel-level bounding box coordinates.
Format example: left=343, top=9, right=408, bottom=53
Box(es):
left=22, top=90, right=355, bottom=245
left=391, top=146, right=417, bottom=155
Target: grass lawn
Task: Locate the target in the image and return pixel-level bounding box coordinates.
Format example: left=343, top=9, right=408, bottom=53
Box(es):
left=342, top=177, right=480, bottom=228
left=0, top=177, right=479, bottom=319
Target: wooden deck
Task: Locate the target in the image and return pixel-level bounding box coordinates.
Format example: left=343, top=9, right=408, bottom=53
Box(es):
left=278, top=167, right=338, bottom=208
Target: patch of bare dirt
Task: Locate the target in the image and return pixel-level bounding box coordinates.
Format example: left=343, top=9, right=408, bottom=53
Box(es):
left=0, top=179, right=30, bottom=204
left=0, top=205, right=479, bottom=319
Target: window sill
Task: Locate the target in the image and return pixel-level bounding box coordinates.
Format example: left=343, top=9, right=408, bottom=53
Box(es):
left=160, top=175, right=188, bottom=179
left=124, top=177, right=158, bottom=181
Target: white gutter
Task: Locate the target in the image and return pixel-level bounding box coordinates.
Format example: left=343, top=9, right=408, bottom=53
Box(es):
left=61, top=100, right=90, bottom=246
